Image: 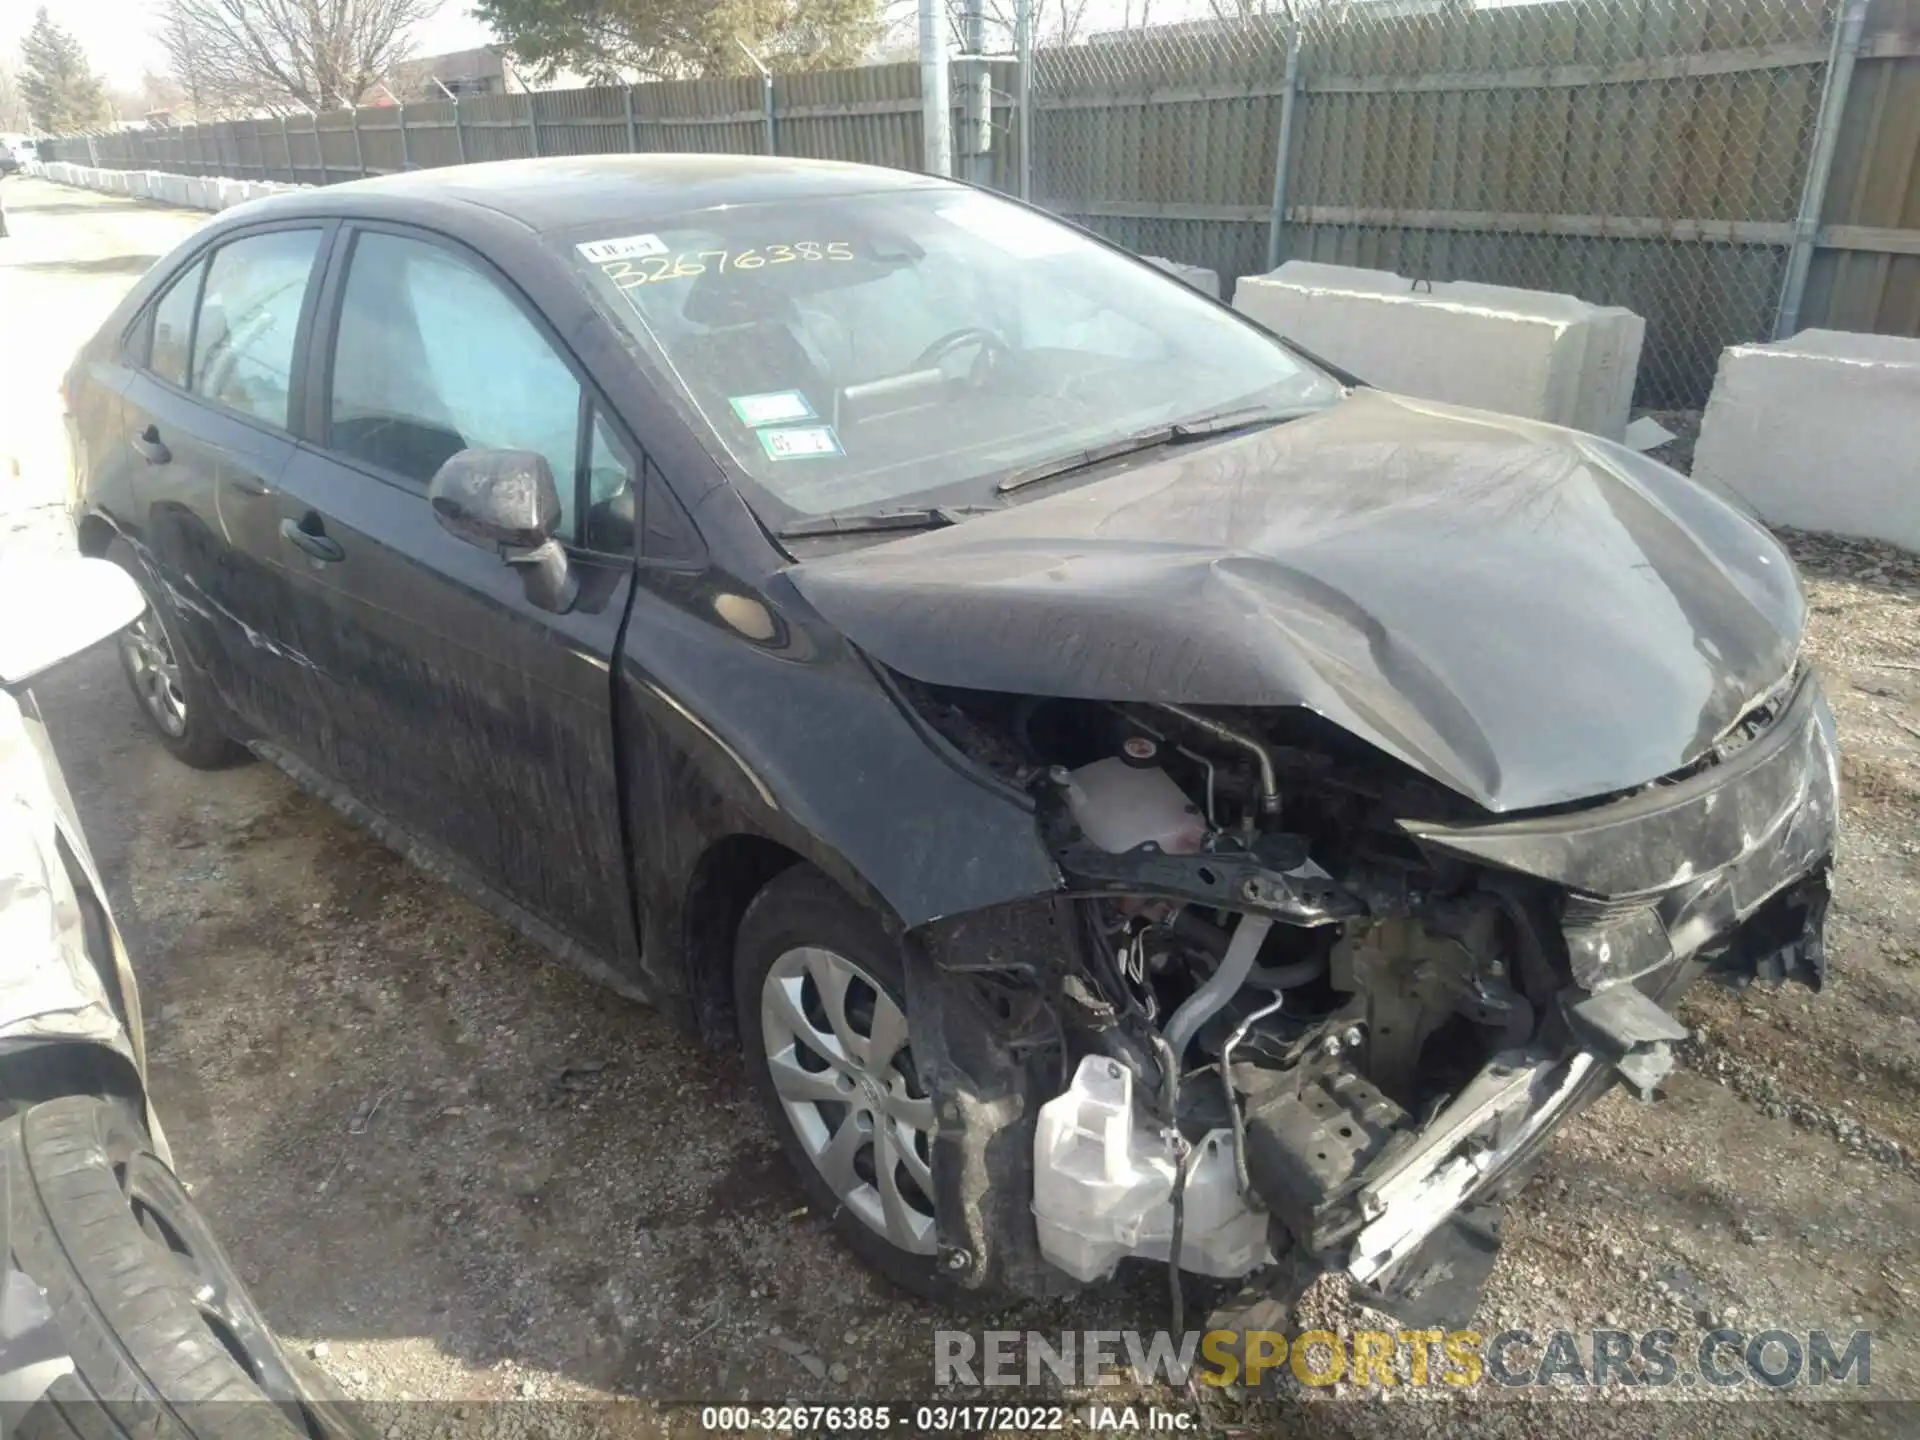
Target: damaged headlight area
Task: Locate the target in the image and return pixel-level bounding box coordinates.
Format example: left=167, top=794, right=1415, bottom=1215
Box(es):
left=902, top=668, right=1837, bottom=1317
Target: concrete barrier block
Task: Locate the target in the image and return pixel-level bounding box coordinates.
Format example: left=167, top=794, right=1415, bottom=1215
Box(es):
left=1143, top=256, right=1221, bottom=299
left=1233, top=261, right=1644, bottom=440
left=1693, top=330, right=1920, bottom=553
left=216, top=178, right=247, bottom=209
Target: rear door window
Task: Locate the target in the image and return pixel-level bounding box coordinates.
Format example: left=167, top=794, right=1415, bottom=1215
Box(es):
left=190, top=229, right=323, bottom=429
left=326, top=231, right=584, bottom=537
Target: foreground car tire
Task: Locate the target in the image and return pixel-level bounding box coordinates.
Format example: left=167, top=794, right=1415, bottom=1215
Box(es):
left=5, top=1095, right=362, bottom=1439
left=735, top=867, right=959, bottom=1302
left=106, top=540, right=244, bottom=770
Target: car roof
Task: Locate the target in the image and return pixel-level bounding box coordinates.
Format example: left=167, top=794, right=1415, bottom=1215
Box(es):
left=240, top=154, right=960, bottom=236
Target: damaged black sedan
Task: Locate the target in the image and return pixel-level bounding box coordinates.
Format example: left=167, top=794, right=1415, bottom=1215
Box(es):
left=65, top=155, right=1835, bottom=1314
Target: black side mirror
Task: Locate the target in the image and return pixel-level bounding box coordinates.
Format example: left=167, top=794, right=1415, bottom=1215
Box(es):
left=428, top=448, right=577, bottom=613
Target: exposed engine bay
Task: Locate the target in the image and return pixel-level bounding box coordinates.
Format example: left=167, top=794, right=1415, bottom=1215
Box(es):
left=903, top=665, right=1838, bottom=1314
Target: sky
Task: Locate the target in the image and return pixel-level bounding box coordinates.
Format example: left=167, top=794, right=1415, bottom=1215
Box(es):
left=0, top=0, right=496, bottom=88
left=5, top=0, right=1558, bottom=95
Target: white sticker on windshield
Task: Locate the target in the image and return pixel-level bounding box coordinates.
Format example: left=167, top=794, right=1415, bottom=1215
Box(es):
left=759, top=425, right=842, bottom=461
left=935, top=194, right=1075, bottom=259
left=577, top=233, right=669, bottom=264
left=730, top=391, right=816, bottom=427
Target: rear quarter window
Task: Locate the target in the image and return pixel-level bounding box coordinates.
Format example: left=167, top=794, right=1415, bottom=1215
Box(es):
left=147, top=259, right=205, bottom=388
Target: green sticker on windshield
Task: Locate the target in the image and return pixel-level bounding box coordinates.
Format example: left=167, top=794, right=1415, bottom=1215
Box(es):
left=730, top=391, right=815, bottom=427
left=759, top=425, right=842, bottom=461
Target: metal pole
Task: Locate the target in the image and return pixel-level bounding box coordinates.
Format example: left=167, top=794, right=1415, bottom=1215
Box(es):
left=314, top=112, right=328, bottom=186
left=622, top=84, right=638, bottom=153
left=919, top=0, right=952, bottom=177
left=1774, top=0, right=1869, bottom=340
left=1015, top=0, right=1032, bottom=201
left=1264, top=18, right=1301, bottom=274
left=397, top=103, right=411, bottom=169
left=499, top=59, right=541, bottom=156
left=350, top=105, right=366, bottom=177
left=737, top=41, right=775, bottom=156
left=431, top=77, right=467, bottom=164
left=280, top=114, right=292, bottom=182
left=963, top=0, right=992, bottom=185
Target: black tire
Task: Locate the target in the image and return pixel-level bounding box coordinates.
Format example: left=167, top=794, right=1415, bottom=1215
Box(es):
left=5, top=1096, right=361, bottom=1440
left=105, top=539, right=245, bottom=769
left=734, top=867, right=966, bottom=1305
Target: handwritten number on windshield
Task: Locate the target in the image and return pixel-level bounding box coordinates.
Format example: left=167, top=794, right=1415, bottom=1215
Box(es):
left=600, top=242, right=854, bottom=290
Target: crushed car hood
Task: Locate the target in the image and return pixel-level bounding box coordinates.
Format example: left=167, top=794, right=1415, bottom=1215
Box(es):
left=788, top=390, right=1805, bottom=813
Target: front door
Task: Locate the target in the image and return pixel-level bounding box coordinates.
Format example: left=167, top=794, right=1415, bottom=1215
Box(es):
left=260, top=225, right=640, bottom=967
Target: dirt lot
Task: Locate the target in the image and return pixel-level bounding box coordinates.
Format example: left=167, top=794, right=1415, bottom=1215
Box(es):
left=5, top=179, right=1920, bottom=1434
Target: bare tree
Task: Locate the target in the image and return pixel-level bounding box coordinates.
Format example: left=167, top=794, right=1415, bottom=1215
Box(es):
left=154, top=0, right=434, bottom=113
left=972, top=0, right=1096, bottom=48
left=0, top=59, right=31, bottom=131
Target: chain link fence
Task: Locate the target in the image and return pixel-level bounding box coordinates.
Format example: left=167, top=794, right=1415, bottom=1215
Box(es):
left=1031, top=0, right=1848, bottom=406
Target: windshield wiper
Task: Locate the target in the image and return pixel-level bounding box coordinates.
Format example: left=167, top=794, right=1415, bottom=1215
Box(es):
left=994, top=404, right=1314, bottom=495
left=780, top=504, right=999, bottom=538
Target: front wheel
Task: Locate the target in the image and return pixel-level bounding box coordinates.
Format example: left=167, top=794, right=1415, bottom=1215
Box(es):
left=735, top=867, right=962, bottom=1302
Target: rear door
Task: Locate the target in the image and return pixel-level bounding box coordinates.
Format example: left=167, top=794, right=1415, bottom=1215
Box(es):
left=118, top=223, right=330, bottom=740
left=257, top=224, right=639, bottom=964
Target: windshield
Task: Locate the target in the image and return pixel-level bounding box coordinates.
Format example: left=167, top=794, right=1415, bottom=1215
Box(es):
left=564, top=188, right=1340, bottom=522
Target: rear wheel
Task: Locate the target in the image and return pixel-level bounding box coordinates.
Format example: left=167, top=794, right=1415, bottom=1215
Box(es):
left=735, top=868, right=959, bottom=1302
left=105, top=539, right=244, bottom=769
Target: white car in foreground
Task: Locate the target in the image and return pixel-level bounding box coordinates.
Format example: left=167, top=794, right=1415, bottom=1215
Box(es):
left=0, top=555, right=362, bottom=1438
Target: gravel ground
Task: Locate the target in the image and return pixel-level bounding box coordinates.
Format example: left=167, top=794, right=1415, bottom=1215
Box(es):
left=6, top=180, right=1920, bottom=1435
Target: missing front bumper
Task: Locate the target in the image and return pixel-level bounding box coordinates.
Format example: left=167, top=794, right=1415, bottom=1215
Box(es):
left=1028, top=868, right=1833, bottom=1295
left=1021, top=670, right=1839, bottom=1294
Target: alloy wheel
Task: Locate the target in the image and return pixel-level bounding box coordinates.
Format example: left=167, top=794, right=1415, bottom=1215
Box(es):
left=121, top=610, right=188, bottom=737
left=760, top=945, right=938, bottom=1254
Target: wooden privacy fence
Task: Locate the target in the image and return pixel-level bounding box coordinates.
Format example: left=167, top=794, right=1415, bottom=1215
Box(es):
left=61, top=62, right=1019, bottom=197
left=53, top=0, right=1920, bottom=405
